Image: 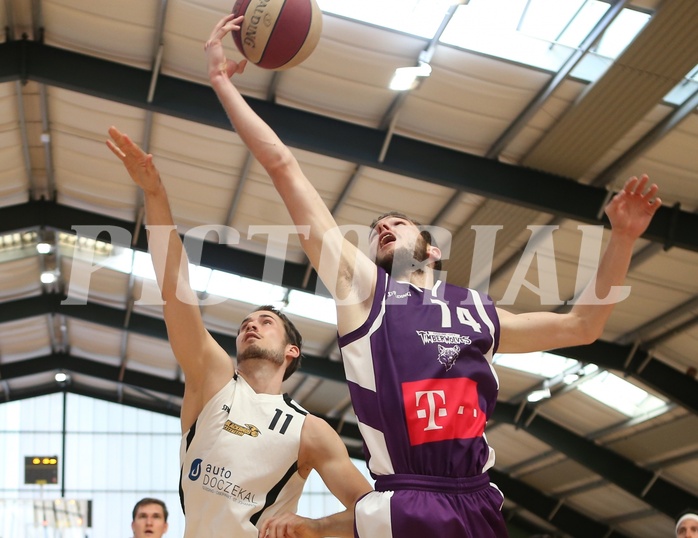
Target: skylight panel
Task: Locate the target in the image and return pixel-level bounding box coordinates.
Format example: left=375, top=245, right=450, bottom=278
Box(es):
left=207, top=271, right=287, bottom=306
left=189, top=265, right=213, bottom=293
left=440, top=0, right=590, bottom=72
left=65, top=237, right=338, bottom=325
left=590, top=6, right=649, bottom=58
left=316, top=0, right=457, bottom=38
left=494, top=352, right=668, bottom=418
left=131, top=250, right=154, bottom=279
left=516, top=0, right=606, bottom=45
left=316, top=0, right=651, bottom=83
left=284, top=290, right=337, bottom=325
left=663, top=63, right=698, bottom=106
left=494, top=351, right=578, bottom=378
left=577, top=370, right=667, bottom=417
left=438, top=0, right=650, bottom=80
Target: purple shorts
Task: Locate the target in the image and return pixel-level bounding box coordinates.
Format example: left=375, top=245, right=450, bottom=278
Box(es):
left=355, top=473, right=508, bottom=538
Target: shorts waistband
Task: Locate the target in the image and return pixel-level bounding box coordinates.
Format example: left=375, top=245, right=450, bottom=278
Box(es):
left=374, top=472, right=491, bottom=494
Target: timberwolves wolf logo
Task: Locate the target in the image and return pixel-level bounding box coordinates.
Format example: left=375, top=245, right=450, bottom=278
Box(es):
left=437, top=345, right=460, bottom=371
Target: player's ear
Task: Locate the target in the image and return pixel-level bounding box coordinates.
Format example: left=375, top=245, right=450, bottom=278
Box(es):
left=286, top=344, right=300, bottom=360
left=427, top=244, right=441, bottom=264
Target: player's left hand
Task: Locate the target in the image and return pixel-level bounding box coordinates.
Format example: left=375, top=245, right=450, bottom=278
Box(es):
left=106, top=126, right=160, bottom=194
left=605, top=174, right=661, bottom=239
left=258, top=512, right=322, bottom=538
left=205, top=13, right=248, bottom=79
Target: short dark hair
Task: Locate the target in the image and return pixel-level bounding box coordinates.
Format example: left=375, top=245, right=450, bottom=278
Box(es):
left=254, top=305, right=303, bottom=381
left=370, top=211, right=442, bottom=271
left=132, top=497, right=168, bottom=522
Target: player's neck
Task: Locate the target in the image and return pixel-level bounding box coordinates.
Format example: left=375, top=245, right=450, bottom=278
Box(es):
left=236, top=365, right=284, bottom=395
left=392, top=267, right=436, bottom=289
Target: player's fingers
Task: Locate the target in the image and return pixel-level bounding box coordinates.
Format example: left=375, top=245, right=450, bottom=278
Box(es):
left=642, top=181, right=658, bottom=199
left=646, top=193, right=662, bottom=214
left=207, top=16, right=231, bottom=42
left=216, top=15, right=243, bottom=38
left=105, top=139, right=125, bottom=159
left=107, top=128, right=126, bottom=151
left=214, top=13, right=237, bottom=32
left=634, top=174, right=650, bottom=195
left=107, top=125, right=123, bottom=140
left=623, top=175, right=639, bottom=194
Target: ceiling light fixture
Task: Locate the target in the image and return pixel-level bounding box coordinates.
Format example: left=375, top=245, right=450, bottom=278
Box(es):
left=55, top=372, right=68, bottom=383
left=40, top=271, right=57, bottom=284
left=389, top=60, right=432, bottom=91
left=526, top=387, right=551, bottom=403
left=37, top=242, right=52, bottom=254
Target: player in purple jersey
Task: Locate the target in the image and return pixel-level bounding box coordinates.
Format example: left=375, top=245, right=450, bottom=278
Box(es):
left=206, top=13, right=662, bottom=537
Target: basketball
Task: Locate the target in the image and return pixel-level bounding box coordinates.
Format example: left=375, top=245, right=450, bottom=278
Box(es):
left=231, top=0, right=323, bottom=70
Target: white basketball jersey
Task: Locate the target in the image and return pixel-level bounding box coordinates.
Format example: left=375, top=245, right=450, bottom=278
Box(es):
left=179, top=374, right=307, bottom=537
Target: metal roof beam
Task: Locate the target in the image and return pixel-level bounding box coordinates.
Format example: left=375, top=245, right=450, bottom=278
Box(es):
left=2, top=295, right=348, bottom=383
left=1, top=40, right=698, bottom=253
left=0, top=361, right=361, bottom=448
left=0, top=353, right=184, bottom=397
left=557, top=341, right=698, bottom=415
left=494, top=402, right=698, bottom=517
left=0, top=199, right=323, bottom=295
left=490, top=469, right=631, bottom=538
left=2, top=235, right=696, bottom=411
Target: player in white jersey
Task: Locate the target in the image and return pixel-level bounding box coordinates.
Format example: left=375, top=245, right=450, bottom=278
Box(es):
left=107, top=127, right=372, bottom=538
left=205, top=13, right=662, bottom=537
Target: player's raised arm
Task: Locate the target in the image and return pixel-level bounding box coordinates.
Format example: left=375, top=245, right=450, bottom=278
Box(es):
left=497, top=175, right=661, bottom=354
left=106, top=126, right=234, bottom=431
left=204, top=15, right=376, bottom=334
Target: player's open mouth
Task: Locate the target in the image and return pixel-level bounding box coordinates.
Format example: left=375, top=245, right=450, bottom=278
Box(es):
left=379, top=233, right=396, bottom=248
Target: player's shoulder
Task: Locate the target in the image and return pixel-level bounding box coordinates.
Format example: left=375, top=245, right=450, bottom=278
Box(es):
left=300, top=413, right=338, bottom=443
left=302, top=412, right=328, bottom=430
left=282, top=393, right=309, bottom=416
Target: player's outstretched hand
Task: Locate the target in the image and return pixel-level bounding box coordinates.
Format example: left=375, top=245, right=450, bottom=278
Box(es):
left=258, top=512, right=323, bottom=538
left=106, top=126, right=160, bottom=193
left=205, top=13, right=248, bottom=80
left=605, top=174, right=661, bottom=240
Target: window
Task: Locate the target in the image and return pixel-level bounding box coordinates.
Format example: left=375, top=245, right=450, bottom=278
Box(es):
left=494, top=351, right=668, bottom=418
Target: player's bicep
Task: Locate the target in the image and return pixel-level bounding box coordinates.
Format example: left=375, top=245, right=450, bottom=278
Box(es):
left=303, top=417, right=372, bottom=508
left=497, top=307, right=582, bottom=354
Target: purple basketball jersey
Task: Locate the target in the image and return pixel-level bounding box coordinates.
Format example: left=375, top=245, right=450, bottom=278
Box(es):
left=339, top=267, right=501, bottom=479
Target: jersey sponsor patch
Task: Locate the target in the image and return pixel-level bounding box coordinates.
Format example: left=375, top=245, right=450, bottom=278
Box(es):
left=224, top=420, right=260, bottom=437
left=402, top=377, right=486, bottom=446
left=188, top=458, right=203, bottom=481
